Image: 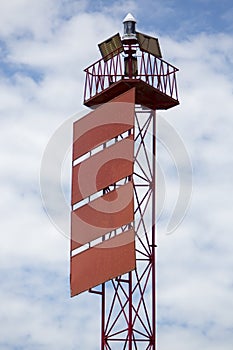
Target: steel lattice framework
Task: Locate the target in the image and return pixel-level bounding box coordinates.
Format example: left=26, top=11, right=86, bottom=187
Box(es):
left=87, top=106, right=157, bottom=349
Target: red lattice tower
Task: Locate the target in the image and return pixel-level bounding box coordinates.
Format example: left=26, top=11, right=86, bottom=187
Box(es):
left=70, top=14, right=179, bottom=349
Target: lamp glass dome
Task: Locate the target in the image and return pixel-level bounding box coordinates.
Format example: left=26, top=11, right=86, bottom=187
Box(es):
left=122, top=13, right=137, bottom=39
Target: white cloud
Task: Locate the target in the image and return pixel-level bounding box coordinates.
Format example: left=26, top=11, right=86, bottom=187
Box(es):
left=0, top=0, right=57, bottom=40
left=156, top=30, right=233, bottom=349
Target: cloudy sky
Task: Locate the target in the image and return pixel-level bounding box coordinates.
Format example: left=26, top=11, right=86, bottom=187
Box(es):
left=0, top=0, right=233, bottom=349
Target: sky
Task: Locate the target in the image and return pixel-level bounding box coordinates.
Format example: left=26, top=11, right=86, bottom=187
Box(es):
left=0, top=0, right=233, bottom=349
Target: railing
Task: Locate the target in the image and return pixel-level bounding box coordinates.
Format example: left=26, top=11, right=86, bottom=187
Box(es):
left=84, top=51, right=179, bottom=103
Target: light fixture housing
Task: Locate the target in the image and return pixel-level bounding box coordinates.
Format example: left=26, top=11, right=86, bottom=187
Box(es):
left=122, top=13, right=137, bottom=41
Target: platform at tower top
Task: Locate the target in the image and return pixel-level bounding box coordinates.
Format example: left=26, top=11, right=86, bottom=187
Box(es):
left=83, top=51, right=179, bottom=110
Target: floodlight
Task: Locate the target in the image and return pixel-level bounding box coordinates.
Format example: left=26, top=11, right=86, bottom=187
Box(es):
left=136, top=31, right=162, bottom=58
left=98, top=33, right=124, bottom=62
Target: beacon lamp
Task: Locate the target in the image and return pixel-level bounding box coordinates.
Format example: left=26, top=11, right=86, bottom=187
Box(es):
left=122, top=13, right=137, bottom=42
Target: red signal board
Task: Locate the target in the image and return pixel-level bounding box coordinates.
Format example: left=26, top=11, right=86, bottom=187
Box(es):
left=70, top=89, right=136, bottom=297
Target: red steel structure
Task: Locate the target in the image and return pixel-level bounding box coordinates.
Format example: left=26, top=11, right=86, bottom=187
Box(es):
left=71, top=14, right=179, bottom=349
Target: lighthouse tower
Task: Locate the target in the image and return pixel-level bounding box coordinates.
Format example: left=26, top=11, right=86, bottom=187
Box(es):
left=70, top=14, right=179, bottom=349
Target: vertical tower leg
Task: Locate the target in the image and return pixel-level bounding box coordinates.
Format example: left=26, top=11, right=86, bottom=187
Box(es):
left=101, top=283, right=105, bottom=350
left=152, top=111, right=156, bottom=349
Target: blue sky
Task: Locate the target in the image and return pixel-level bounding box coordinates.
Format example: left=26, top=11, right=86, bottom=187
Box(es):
left=0, top=0, right=233, bottom=349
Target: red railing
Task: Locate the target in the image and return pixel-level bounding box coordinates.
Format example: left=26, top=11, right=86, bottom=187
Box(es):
left=84, top=51, right=179, bottom=103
